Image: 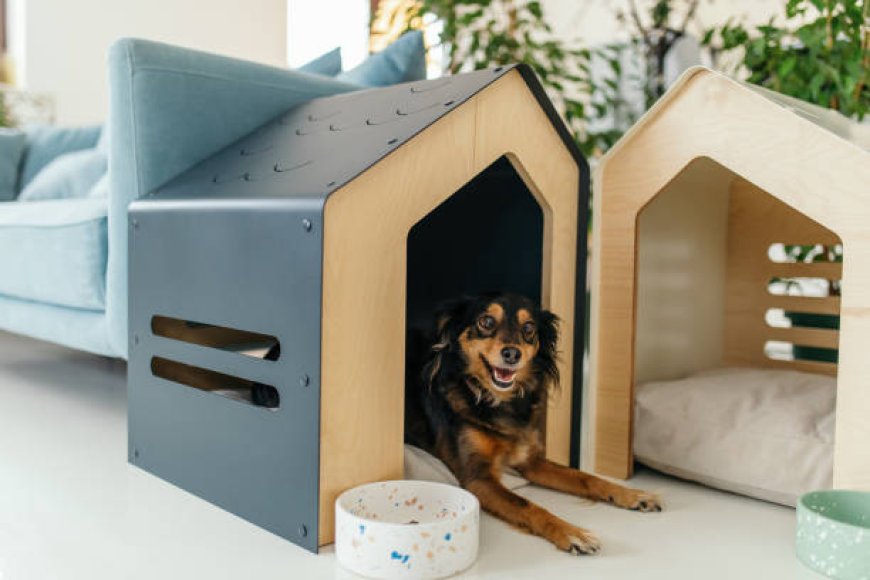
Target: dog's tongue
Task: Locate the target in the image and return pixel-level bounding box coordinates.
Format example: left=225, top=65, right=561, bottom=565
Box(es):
left=494, top=367, right=515, bottom=382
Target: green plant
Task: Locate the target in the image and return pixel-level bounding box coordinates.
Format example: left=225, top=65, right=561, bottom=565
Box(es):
left=0, top=92, right=11, bottom=128
left=703, top=0, right=869, bottom=119
left=619, top=0, right=701, bottom=107
left=401, top=0, right=633, bottom=156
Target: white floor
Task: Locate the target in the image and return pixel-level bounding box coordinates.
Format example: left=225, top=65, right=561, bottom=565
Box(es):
left=0, top=331, right=821, bottom=580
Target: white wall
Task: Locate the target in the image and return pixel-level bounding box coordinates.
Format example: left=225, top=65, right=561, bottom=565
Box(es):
left=542, top=0, right=787, bottom=47
left=14, top=0, right=287, bottom=125
left=286, top=0, right=369, bottom=70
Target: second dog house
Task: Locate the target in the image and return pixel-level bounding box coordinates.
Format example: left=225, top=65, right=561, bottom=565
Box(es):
left=128, top=65, right=588, bottom=551
left=586, top=67, right=870, bottom=490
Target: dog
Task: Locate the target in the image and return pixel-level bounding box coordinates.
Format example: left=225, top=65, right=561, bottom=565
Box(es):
left=405, top=292, right=661, bottom=555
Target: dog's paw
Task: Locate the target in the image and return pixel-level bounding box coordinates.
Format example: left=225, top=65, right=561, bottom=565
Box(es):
left=623, top=490, right=663, bottom=513
left=566, top=532, right=601, bottom=556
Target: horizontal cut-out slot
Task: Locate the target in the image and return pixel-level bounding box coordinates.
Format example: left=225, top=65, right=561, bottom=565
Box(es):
left=151, top=357, right=280, bottom=408
left=768, top=243, right=843, bottom=263
left=764, top=341, right=838, bottom=365
left=767, top=277, right=833, bottom=297
left=151, top=316, right=280, bottom=360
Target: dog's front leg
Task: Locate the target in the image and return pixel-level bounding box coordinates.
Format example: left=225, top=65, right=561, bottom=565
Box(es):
left=464, top=476, right=601, bottom=555
left=517, top=456, right=662, bottom=512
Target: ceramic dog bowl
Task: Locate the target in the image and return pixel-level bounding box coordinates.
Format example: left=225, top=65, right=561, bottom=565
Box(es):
left=796, top=490, right=870, bottom=579
left=335, top=480, right=479, bottom=579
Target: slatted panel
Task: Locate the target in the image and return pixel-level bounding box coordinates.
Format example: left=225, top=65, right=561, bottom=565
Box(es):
left=723, top=178, right=842, bottom=374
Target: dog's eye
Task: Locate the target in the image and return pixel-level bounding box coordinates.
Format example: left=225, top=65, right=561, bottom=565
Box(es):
left=522, top=321, right=537, bottom=341
left=477, top=315, right=496, bottom=332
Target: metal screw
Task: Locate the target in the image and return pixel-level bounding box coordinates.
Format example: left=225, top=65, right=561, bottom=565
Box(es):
left=131, top=219, right=139, bottom=230
left=299, top=374, right=310, bottom=387
left=298, top=524, right=308, bottom=538
left=133, top=449, right=140, bottom=459
left=302, top=219, right=313, bottom=232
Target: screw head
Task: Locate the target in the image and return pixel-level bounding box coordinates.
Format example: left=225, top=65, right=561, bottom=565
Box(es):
left=302, top=219, right=313, bottom=232
left=133, top=449, right=140, bottom=459
left=299, top=374, right=310, bottom=387
left=298, top=524, right=308, bottom=538
left=131, top=219, right=139, bottom=229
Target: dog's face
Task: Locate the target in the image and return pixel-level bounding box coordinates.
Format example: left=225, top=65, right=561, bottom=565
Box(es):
left=428, top=293, right=559, bottom=402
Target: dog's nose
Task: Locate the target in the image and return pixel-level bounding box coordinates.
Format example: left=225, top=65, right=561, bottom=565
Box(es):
left=501, top=347, right=521, bottom=365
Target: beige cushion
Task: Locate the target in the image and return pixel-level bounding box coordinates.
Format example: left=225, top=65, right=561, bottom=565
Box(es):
left=634, top=367, right=835, bottom=506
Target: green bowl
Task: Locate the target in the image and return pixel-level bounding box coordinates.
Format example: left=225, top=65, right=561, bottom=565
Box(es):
left=797, top=490, right=870, bottom=579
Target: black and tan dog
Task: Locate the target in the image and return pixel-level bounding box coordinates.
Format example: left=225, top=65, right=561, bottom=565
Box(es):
left=406, top=293, right=661, bottom=555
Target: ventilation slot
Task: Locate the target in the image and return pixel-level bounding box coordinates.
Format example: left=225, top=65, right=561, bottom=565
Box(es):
left=763, top=243, right=842, bottom=369
left=151, top=357, right=280, bottom=408
left=151, top=316, right=279, bottom=360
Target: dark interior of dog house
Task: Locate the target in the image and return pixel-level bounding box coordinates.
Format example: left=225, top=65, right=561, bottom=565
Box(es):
left=404, top=155, right=544, bottom=402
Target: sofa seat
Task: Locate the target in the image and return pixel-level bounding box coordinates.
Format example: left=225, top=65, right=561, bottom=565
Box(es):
left=0, top=198, right=107, bottom=310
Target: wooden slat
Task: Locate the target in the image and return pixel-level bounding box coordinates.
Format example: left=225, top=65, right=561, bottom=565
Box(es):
left=758, top=357, right=838, bottom=377
left=768, top=295, right=841, bottom=315
left=766, top=325, right=840, bottom=349
left=768, top=261, right=842, bottom=280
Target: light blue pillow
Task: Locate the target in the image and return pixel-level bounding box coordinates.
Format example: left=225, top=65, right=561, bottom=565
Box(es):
left=97, top=125, right=110, bottom=154
left=338, top=31, right=426, bottom=87
left=0, top=128, right=27, bottom=201
left=87, top=172, right=109, bottom=199
left=19, top=148, right=107, bottom=202
left=298, top=47, right=343, bottom=77
left=20, top=124, right=102, bottom=189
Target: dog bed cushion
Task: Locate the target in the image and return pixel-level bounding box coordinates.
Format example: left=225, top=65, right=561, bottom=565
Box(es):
left=634, top=367, right=835, bottom=506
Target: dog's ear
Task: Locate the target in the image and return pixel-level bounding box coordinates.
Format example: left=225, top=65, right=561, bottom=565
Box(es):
left=535, top=309, right=560, bottom=389
left=423, top=297, right=471, bottom=389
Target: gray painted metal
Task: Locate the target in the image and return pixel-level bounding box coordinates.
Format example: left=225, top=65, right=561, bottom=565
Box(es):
left=127, top=64, right=589, bottom=553
left=128, top=199, right=324, bottom=551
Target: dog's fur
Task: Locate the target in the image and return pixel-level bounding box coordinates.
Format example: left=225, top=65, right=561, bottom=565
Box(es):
left=406, top=293, right=661, bottom=555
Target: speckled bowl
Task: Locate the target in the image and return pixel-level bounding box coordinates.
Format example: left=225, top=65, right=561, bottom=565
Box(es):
left=796, top=490, right=870, bottom=579
left=335, top=480, right=479, bottom=579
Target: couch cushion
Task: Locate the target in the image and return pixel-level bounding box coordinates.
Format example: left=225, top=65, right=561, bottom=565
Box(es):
left=298, top=47, right=343, bottom=76
left=0, top=129, right=27, bottom=201
left=19, top=148, right=107, bottom=201
left=337, top=30, right=426, bottom=87
left=0, top=198, right=107, bottom=310
left=19, top=125, right=102, bottom=190
left=106, top=38, right=362, bottom=356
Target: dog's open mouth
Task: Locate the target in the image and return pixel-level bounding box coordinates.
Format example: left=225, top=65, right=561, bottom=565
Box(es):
left=480, top=356, right=518, bottom=390
left=491, top=366, right=517, bottom=389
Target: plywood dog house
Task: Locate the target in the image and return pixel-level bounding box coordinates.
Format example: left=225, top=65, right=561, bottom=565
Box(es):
left=586, top=67, right=870, bottom=491
left=127, top=65, right=588, bottom=551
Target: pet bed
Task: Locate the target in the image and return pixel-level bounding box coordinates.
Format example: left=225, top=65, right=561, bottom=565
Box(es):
left=634, top=367, right=835, bottom=506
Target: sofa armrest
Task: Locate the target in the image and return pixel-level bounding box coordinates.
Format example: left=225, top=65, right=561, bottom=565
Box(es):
left=105, top=38, right=359, bottom=357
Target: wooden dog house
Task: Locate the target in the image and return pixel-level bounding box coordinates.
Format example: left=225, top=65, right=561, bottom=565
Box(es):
left=585, top=67, right=870, bottom=491
left=127, top=65, right=588, bottom=551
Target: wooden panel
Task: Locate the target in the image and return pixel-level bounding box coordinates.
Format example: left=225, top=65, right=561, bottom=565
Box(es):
left=319, top=70, right=581, bottom=544
left=769, top=261, right=842, bottom=280
left=723, top=178, right=842, bottom=372
left=766, top=325, right=840, bottom=350
left=587, top=68, right=870, bottom=487
left=766, top=295, right=841, bottom=315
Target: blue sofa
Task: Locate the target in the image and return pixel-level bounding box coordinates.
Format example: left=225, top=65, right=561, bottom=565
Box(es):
left=0, top=33, right=425, bottom=358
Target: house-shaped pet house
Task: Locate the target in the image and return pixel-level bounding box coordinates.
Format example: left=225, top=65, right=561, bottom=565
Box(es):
left=128, top=65, right=588, bottom=551
left=586, top=67, right=870, bottom=491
